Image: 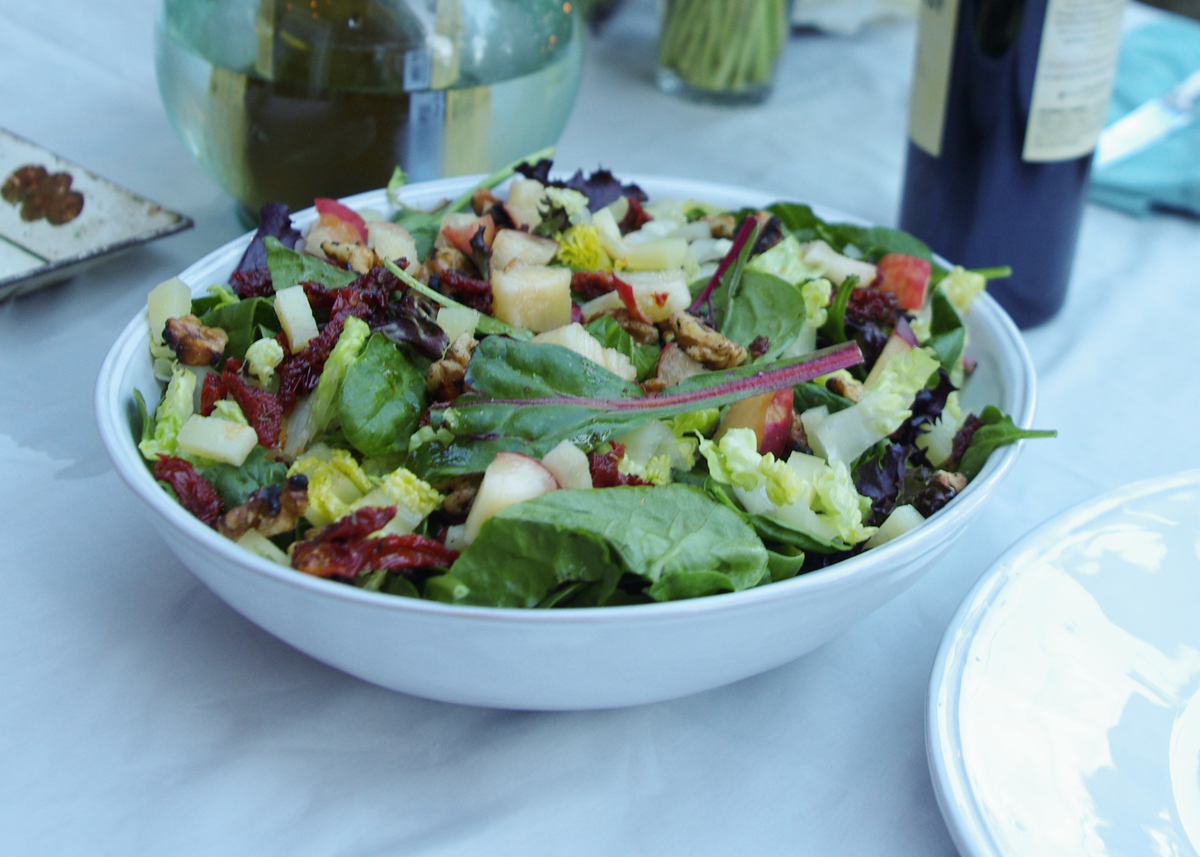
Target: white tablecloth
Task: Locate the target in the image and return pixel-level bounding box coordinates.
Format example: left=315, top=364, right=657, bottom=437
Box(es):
left=2, top=1, right=1196, bottom=854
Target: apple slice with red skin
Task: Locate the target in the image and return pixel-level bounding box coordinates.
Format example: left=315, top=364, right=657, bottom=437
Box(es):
left=462, top=452, right=560, bottom=545
left=441, top=214, right=496, bottom=258
left=875, top=253, right=930, bottom=310
left=314, top=198, right=368, bottom=243
left=713, top=388, right=794, bottom=457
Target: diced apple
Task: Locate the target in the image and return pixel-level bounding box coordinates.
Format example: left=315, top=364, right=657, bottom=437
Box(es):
left=491, top=264, right=572, bottom=333
left=436, top=306, right=481, bottom=343
left=314, top=198, right=368, bottom=242
left=863, top=331, right=915, bottom=388
left=623, top=237, right=687, bottom=271
left=274, top=286, right=319, bottom=351
left=541, top=440, right=593, bottom=490
left=591, top=208, right=629, bottom=260
left=176, top=415, right=258, bottom=466
left=147, top=277, right=192, bottom=345
left=864, top=504, right=925, bottom=549
left=441, top=213, right=495, bottom=257
left=532, top=323, right=636, bottom=381
left=505, top=178, right=546, bottom=229
left=800, top=240, right=878, bottom=286
left=617, top=270, right=691, bottom=323
left=714, top=388, right=794, bottom=457
left=490, top=229, right=558, bottom=274
left=875, top=253, right=930, bottom=310
left=462, top=452, right=559, bottom=544
left=367, top=221, right=418, bottom=267
left=653, top=343, right=707, bottom=388
left=304, top=213, right=363, bottom=259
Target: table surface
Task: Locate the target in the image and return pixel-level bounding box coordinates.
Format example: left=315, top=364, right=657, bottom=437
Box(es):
left=2, top=1, right=1196, bottom=855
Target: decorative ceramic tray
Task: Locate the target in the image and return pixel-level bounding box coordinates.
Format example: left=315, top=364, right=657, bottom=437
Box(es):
left=0, top=128, right=191, bottom=301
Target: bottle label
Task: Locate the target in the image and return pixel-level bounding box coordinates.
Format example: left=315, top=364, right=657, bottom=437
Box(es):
left=1023, top=0, right=1126, bottom=162
left=908, top=0, right=962, bottom=158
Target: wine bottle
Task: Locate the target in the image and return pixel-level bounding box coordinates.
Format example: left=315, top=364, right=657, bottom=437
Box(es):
left=898, top=0, right=1126, bottom=328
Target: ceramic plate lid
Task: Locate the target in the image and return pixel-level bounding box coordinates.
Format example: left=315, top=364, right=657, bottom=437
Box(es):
left=929, top=471, right=1200, bottom=857
left=0, top=127, right=191, bottom=301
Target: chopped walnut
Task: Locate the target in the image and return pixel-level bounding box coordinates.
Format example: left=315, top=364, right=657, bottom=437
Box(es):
left=665, top=311, right=747, bottom=369
left=423, top=245, right=473, bottom=279
left=598, top=307, right=660, bottom=345
left=218, top=475, right=309, bottom=541
left=704, top=214, right=737, bottom=239
left=163, top=314, right=229, bottom=366
left=471, top=187, right=501, bottom=216
left=321, top=240, right=379, bottom=274
left=439, top=475, right=482, bottom=518
left=426, top=332, right=478, bottom=402
left=826, top=375, right=864, bottom=403
left=930, top=470, right=968, bottom=493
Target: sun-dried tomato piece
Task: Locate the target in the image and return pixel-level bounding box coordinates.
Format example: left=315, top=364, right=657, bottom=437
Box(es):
left=361, top=534, right=459, bottom=571
left=947, top=413, right=982, bottom=470
left=571, top=270, right=617, bottom=301
left=845, top=286, right=899, bottom=329
left=230, top=267, right=275, bottom=298
left=154, top=455, right=223, bottom=527
left=433, top=269, right=492, bottom=314
left=291, top=506, right=423, bottom=579
left=219, top=358, right=283, bottom=447
left=590, top=443, right=652, bottom=488
left=200, top=372, right=227, bottom=416
left=619, top=196, right=652, bottom=234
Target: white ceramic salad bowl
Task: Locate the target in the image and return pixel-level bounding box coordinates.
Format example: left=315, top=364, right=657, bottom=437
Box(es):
left=95, top=174, right=1037, bottom=710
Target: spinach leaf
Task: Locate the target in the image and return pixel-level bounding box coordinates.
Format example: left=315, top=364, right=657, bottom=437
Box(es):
left=199, top=297, right=280, bottom=360
left=200, top=447, right=288, bottom=509
left=926, top=286, right=966, bottom=372
left=766, top=548, right=806, bottom=582
left=465, top=335, right=644, bottom=400
left=584, top=315, right=661, bottom=381
left=793, top=381, right=854, bottom=415
left=265, top=236, right=357, bottom=291
left=766, top=202, right=945, bottom=272
left=718, top=269, right=807, bottom=360
left=958, top=406, right=1056, bottom=479
left=449, top=486, right=768, bottom=607
left=132, top=388, right=154, bottom=449
left=338, top=334, right=426, bottom=457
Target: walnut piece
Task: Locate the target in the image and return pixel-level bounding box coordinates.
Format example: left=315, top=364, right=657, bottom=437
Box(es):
left=439, top=475, right=483, bottom=518
left=704, top=214, right=737, bottom=239
left=426, top=332, right=478, bottom=402
left=826, top=375, right=864, bottom=403
left=930, top=470, right=968, bottom=493
left=321, top=240, right=379, bottom=274
left=598, top=307, right=660, bottom=345
left=218, top=475, right=309, bottom=541
left=163, top=314, right=229, bottom=366
left=665, top=311, right=747, bottom=369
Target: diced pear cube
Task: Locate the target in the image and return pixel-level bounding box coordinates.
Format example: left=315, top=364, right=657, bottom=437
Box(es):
left=176, top=415, right=259, bottom=466
left=506, top=179, right=546, bottom=229
left=367, top=221, right=418, bottom=267
left=274, top=286, right=319, bottom=351
left=623, top=238, right=687, bottom=271
left=147, top=277, right=192, bottom=345
left=462, top=452, right=559, bottom=544
left=491, top=264, right=572, bottom=333
left=618, top=270, right=692, bottom=322
left=541, top=440, right=593, bottom=491
left=864, top=504, right=924, bottom=549
left=490, top=229, right=559, bottom=274
left=436, top=306, right=481, bottom=343
left=532, top=322, right=637, bottom=381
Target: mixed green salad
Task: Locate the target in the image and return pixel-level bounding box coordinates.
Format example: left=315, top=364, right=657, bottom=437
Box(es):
left=133, top=153, right=1053, bottom=608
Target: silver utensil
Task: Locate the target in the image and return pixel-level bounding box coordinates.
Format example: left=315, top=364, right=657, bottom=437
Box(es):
left=1093, top=67, right=1200, bottom=169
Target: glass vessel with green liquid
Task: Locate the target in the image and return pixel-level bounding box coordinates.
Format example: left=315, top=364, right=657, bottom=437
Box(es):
left=156, top=0, right=583, bottom=215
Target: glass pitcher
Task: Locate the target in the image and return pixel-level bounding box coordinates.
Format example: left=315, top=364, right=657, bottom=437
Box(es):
left=156, top=0, right=583, bottom=215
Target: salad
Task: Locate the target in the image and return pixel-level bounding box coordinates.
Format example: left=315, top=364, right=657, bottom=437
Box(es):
left=133, top=152, right=1053, bottom=608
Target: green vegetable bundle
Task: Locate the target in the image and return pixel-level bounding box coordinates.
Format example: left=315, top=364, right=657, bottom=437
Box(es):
left=657, top=0, right=789, bottom=99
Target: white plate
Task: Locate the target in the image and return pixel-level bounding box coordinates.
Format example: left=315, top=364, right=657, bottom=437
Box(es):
left=929, top=471, right=1200, bottom=856
left=97, top=174, right=1037, bottom=710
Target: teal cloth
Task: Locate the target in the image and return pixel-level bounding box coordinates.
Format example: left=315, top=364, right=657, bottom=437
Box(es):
left=1089, top=17, right=1200, bottom=218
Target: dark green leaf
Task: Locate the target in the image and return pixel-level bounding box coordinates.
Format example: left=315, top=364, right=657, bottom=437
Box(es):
left=450, top=486, right=768, bottom=607
left=793, top=381, right=854, bottom=415
left=465, top=335, right=644, bottom=401
left=337, top=334, right=427, bottom=457
left=392, top=209, right=442, bottom=262
left=132, top=388, right=154, bottom=448
left=199, top=298, right=280, bottom=361
left=958, top=406, right=1056, bottom=479
left=265, top=236, right=357, bottom=291
left=927, top=327, right=966, bottom=373
left=766, top=548, right=806, bottom=582
left=200, top=447, right=288, bottom=509
left=927, top=286, right=967, bottom=371
left=584, top=315, right=661, bottom=381
left=931, top=286, right=964, bottom=336
left=718, top=269, right=807, bottom=360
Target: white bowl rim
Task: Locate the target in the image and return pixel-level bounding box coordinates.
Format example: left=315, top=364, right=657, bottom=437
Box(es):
left=924, top=469, right=1200, bottom=857
left=95, top=172, right=1038, bottom=626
